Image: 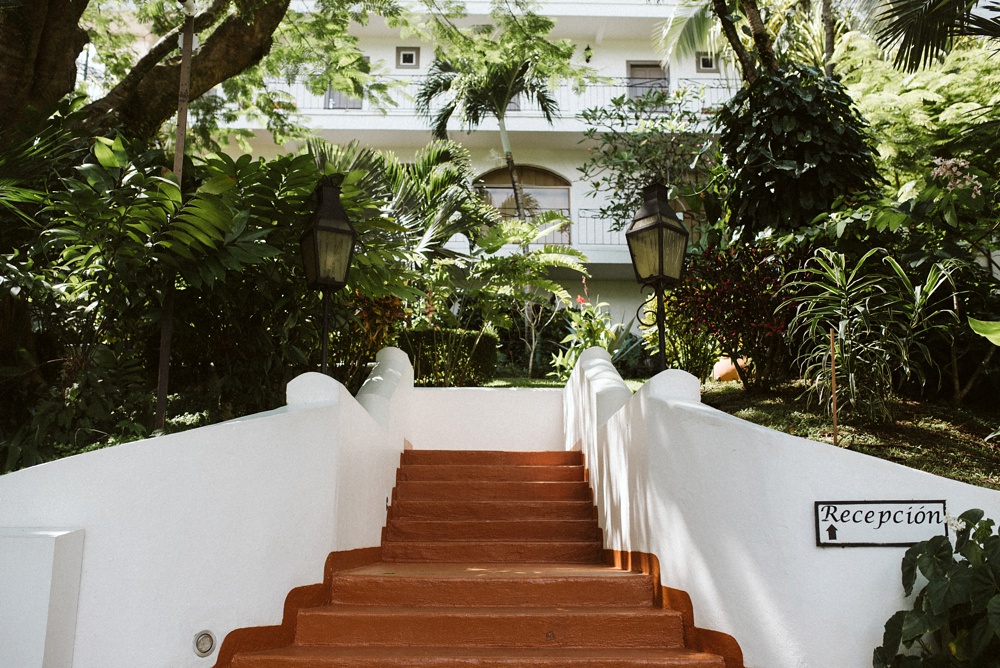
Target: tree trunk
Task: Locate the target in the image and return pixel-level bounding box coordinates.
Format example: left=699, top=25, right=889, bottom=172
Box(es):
left=154, top=282, right=176, bottom=431
left=728, top=348, right=753, bottom=390
left=82, top=0, right=290, bottom=140
left=0, top=0, right=291, bottom=146
left=739, top=0, right=780, bottom=75
left=496, top=117, right=527, bottom=221
left=0, top=0, right=89, bottom=147
left=711, top=0, right=758, bottom=84
left=954, top=347, right=996, bottom=406
left=822, top=0, right=836, bottom=77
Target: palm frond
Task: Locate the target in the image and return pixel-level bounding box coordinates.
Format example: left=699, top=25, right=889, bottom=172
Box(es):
left=658, top=1, right=721, bottom=61
left=966, top=2, right=1000, bottom=40
left=876, top=0, right=977, bottom=71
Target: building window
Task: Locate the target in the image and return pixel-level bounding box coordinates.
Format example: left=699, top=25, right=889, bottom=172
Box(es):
left=627, top=62, right=669, bottom=100
left=396, top=47, right=420, bottom=69
left=696, top=52, right=719, bottom=73
left=477, top=166, right=571, bottom=223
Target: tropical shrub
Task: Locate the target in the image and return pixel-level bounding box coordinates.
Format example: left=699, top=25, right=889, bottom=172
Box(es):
left=578, top=87, right=717, bottom=231
left=717, top=65, right=883, bottom=236
left=874, top=509, right=1000, bottom=667
left=970, top=318, right=1000, bottom=441
left=669, top=243, right=793, bottom=391
left=398, top=328, right=499, bottom=387
left=640, top=302, right=721, bottom=382
left=548, top=298, right=638, bottom=382
left=783, top=248, right=958, bottom=424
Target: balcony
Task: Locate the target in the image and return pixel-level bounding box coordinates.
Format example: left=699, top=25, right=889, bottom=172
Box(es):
left=524, top=210, right=626, bottom=248
left=265, top=75, right=737, bottom=121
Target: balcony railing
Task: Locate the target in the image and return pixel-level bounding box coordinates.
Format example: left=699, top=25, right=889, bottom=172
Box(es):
left=265, top=76, right=736, bottom=119
left=515, top=209, right=626, bottom=250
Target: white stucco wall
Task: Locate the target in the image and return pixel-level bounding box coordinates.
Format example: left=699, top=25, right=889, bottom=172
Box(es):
left=564, top=348, right=1000, bottom=668
left=0, top=529, right=84, bottom=668
left=0, top=367, right=410, bottom=668
left=406, top=387, right=564, bottom=451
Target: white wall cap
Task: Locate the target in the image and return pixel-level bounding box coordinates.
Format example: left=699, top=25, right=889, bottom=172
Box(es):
left=285, top=372, right=344, bottom=406
left=579, top=347, right=632, bottom=424
left=0, top=527, right=83, bottom=538
left=356, top=347, right=414, bottom=430
left=647, top=369, right=702, bottom=403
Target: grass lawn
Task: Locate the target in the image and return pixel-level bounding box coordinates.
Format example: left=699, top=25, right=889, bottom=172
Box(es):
left=488, top=376, right=1000, bottom=491
left=702, top=381, right=1000, bottom=491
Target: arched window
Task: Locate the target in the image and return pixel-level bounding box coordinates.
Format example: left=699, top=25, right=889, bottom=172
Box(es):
left=477, top=167, right=571, bottom=219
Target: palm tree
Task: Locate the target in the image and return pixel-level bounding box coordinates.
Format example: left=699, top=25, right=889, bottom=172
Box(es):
left=414, top=57, right=559, bottom=222
left=877, top=0, right=1000, bottom=71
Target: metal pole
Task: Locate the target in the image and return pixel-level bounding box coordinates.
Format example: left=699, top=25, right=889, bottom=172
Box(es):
left=155, top=7, right=195, bottom=431
left=656, top=284, right=666, bottom=373
left=831, top=327, right=838, bottom=447
left=173, top=10, right=195, bottom=178
left=320, top=290, right=331, bottom=374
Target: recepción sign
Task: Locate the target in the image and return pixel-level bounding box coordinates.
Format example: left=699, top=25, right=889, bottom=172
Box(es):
left=815, top=500, right=948, bottom=547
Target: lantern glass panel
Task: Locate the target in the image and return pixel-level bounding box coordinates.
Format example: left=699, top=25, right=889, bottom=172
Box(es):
left=628, top=221, right=662, bottom=282
left=661, top=225, right=687, bottom=281
left=316, top=227, right=353, bottom=285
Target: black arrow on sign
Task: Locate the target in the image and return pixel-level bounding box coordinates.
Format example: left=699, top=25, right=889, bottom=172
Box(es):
left=827, top=524, right=838, bottom=540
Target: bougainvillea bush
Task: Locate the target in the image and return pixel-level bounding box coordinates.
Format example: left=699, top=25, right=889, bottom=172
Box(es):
left=669, top=243, right=793, bottom=391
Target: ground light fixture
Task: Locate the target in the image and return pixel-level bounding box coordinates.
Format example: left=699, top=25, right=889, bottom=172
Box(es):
left=300, top=177, right=357, bottom=374
left=193, top=630, right=215, bottom=657
left=625, top=182, right=689, bottom=372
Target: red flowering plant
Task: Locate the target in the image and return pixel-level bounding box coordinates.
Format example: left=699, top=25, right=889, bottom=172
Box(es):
left=669, top=242, right=794, bottom=391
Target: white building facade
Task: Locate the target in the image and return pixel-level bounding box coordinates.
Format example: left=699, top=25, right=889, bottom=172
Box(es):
left=247, top=0, right=736, bottom=323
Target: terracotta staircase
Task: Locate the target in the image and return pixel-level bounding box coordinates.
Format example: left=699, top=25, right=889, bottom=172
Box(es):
left=227, top=450, right=732, bottom=667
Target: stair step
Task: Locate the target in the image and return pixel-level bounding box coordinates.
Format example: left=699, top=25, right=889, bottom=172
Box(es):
left=233, top=646, right=726, bottom=667
left=393, top=481, right=592, bottom=502
left=402, top=450, right=583, bottom=466
left=385, top=520, right=601, bottom=542
left=397, top=464, right=585, bottom=482
left=329, top=563, right=653, bottom=607
left=295, top=605, right=685, bottom=649
left=382, top=541, right=603, bottom=563
left=389, top=500, right=597, bottom=521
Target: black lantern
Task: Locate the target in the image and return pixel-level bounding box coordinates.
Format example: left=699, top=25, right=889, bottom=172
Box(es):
left=626, top=183, right=689, bottom=372
left=301, top=179, right=356, bottom=292
left=300, top=178, right=357, bottom=373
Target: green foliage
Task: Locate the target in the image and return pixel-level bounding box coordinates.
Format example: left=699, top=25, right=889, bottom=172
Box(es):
left=668, top=243, right=792, bottom=391
left=640, top=305, right=721, bottom=382
left=874, top=509, right=1000, bottom=667
left=578, top=87, right=717, bottom=232
left=969, top=318, right=1000, bottom=441
left=417, top=0, right=594, bottom=94
left=717, top=65, right=883, bottom=236
left=78, top=0, right=404, bottom=149
left=784, top=248, right=958, bottom=424
left=970, top=319, right=1000, bottom=347
left=398, top=328, right=499, bottom=387
left=326, top=294, right=407, bottom=394
left=875, top=0, right=1000, bottom=72
left=1, top=103, right=511, bottom=470
left=548, top=299, right=638, bottom=382
left=1, top=135, right=323, bottom=471
left=837, top=38, right=1000, bottom=190
left=414, top=0, right=594, bottom=140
